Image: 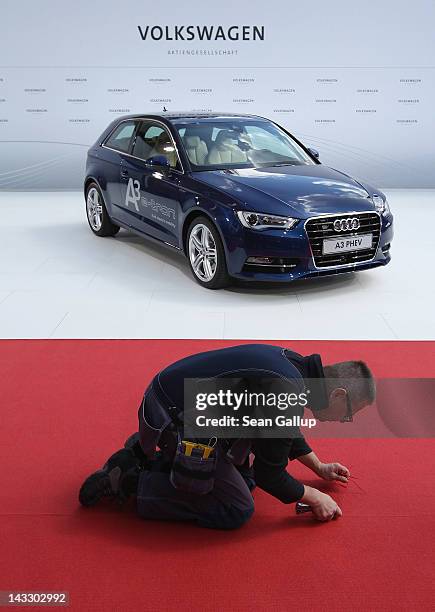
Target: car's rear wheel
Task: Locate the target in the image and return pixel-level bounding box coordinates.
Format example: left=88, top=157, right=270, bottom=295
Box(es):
left=85, top=183, right=119, bottom=237
left=187, top=216, right=230, bottom=289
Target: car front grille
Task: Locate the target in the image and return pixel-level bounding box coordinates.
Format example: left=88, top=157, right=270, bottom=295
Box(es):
left=305, top=212, right=381, bottom=268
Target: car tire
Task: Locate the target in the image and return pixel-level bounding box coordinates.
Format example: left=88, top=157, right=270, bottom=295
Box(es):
left=187, top=216, right=230, bottom=289
left=85, top=182, right=120, bottom=237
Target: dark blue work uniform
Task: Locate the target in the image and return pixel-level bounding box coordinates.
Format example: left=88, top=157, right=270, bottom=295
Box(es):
left=136, top=344, right=328, bottom=529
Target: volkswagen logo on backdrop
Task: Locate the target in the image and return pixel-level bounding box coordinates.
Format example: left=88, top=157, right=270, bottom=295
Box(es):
left=333, top=218, right=360, bottom=232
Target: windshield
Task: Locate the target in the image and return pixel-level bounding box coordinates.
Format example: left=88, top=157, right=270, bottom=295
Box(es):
left=175, top=119, right=315, bottom=171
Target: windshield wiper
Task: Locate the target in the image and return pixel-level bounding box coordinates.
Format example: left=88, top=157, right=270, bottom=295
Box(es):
left=266, top=162, right=299, bottom=167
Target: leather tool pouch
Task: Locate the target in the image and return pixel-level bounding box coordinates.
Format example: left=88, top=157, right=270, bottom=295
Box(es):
left=170, top=437, right=217, bottom=495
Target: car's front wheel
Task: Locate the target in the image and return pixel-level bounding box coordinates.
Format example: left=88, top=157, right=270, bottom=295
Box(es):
left=85, top=182, right=120, bottom=237
left=187, top=216, right=230, bottom=289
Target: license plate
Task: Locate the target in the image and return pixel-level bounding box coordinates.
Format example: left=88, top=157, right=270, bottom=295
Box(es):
left=322, top=233, right=373, bottom=255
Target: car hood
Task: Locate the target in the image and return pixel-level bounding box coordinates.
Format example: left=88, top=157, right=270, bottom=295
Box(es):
left=193, top=164, right=375, bottom=218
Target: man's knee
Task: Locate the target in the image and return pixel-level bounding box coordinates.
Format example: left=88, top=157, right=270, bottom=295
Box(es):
left=201, top=502, right=255, bottom=530
left=225, top=505, right=255, bottom=530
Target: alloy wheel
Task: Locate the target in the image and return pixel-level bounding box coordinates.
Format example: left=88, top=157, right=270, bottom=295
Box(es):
left=188, top=223, right=218, bottom=282
left=87, top=187, right=103, bottom=231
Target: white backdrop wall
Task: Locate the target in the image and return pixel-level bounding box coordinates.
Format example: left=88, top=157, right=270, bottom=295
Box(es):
left=0, top=0, right=434, bottom=189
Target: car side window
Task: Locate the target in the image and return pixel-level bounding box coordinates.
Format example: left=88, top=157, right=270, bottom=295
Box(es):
left=132, top=121, right=181, bottom=170
left=104, top=121, right=137, bottom=153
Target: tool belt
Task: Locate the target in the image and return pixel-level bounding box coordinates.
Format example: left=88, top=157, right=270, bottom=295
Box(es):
left=138, top=383, right=251, bottom=495
left=169, top=436, right=218, bottom=495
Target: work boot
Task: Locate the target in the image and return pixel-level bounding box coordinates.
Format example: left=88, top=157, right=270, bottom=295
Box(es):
left=79, top=448, right=140, bottom=507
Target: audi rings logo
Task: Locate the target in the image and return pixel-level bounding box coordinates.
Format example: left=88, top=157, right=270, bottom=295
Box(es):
left=333, top=218, right=360, bottom=232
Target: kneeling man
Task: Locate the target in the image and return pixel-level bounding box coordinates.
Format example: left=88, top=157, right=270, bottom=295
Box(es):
left=79, top=344, right=375, bottom=528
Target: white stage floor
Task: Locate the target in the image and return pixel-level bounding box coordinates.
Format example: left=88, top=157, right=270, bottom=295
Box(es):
left=0, top=189, right=433, bottom=339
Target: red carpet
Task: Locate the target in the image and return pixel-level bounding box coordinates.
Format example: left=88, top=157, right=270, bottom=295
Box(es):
left=0, top=340, right=434, bottom=611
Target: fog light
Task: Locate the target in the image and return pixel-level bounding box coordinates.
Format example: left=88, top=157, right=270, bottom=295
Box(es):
left=246, top=257, right=274, bottom=264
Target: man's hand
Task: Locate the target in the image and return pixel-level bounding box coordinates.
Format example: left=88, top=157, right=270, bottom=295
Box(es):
left=317, top=462, right=350, bottom=483
left=302, top=486, right=342, bottom=522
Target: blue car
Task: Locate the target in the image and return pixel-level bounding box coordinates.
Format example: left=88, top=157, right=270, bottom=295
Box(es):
left=84, top=112, right=393, bottom=289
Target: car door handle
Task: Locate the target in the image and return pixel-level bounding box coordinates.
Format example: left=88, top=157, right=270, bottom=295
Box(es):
left=120, top=169, right=129, bottom=178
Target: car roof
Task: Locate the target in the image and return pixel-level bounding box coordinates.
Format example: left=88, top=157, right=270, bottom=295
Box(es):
left=115, top=112, right=268, bottom=124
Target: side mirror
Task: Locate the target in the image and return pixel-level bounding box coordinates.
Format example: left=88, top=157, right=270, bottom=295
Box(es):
left=307, top=147, right=320, bottom=159
left=145, top=155, right=171, bottom=171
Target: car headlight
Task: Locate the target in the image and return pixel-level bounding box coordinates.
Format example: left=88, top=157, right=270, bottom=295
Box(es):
left=372, top=194, right=390, bottom=215
left=237, top=210, right=299, bottom=230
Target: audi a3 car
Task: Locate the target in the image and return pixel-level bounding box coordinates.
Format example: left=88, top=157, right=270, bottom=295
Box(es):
left=84, top=112, right=393, bottom=289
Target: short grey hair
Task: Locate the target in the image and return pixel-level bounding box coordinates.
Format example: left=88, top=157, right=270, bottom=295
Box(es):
left=323, top=361, right=376, bottom=407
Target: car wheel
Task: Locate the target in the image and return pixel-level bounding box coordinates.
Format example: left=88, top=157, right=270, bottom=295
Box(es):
left=85, top=183, right=120, bottom=237
left=187, top=216, right=230, bottom=289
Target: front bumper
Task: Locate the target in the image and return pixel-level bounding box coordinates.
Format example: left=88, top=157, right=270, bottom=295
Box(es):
left=223, top=213, right=394, bottom=283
